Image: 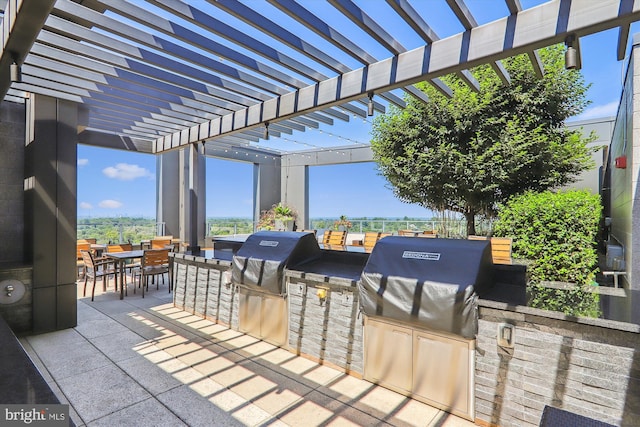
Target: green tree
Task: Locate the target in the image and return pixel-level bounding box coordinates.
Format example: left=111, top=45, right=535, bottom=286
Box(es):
left=371, top=45, right=596, bottom=235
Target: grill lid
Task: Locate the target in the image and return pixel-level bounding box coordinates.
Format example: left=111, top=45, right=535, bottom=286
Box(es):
left=232, top=231, right=321, bottom=294
left=358, top=236, right=494, bottom=338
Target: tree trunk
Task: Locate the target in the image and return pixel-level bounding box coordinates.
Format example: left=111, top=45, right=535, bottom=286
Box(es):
left=465, top=211, right=476, bottom=236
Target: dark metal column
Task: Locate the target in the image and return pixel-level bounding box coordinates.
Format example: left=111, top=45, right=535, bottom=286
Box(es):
left=177, top=144, right=205, bottom=251
left=25, top=94, right=77, bottom=333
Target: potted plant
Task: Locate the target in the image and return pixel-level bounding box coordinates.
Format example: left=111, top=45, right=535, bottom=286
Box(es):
left=257, top=208, right=276, bottom=230
left=333, top=215, right=352, bottom=232
left=273, top=202, right=297, bottom=231
left=258, top=202, right=297, bottom=231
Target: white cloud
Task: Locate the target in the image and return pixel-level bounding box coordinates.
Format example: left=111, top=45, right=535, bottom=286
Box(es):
left=570, top=101, right=619, bottom=121
left=78, top=158, right=89, bottom=167
left=98, top=199, right=123, bottom=209
left=79, top=202, right=93, bottom=209
left=102, top=163, right=153, bottom=181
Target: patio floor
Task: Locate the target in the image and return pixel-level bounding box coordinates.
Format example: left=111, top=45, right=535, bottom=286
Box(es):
left=20, top=277, right=477, bottom=427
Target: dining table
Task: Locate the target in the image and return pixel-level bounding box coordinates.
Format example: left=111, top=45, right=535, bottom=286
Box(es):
left=103, top=250, right=143, bottom=300
left=90, top=243, right=106, bottom=257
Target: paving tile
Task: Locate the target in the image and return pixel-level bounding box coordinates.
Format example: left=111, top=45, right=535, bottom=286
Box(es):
left=188, top=377, right=226, bottom=398
left=108, top=313, right=168, bottom=341
left=117, top=356, right=183, bottom=395
left=74, top=316, right=132, bottom=340
left=25, top=293, right=478, bottom=427
left=276, top=396, right=335, bottom=426
left=210, top=328, right=245, bottom=344
left=252, top=346, right=298, bottom=367
left=301, top=364, right=345, bottom=387
left=224, top=332, right=261, bottom=349
left=76, top=302, right=108, bottom=322
left=56, top=364, right=151, bottom=423
left=26, top=328, right=86, bottom=350
left=280, top=390, right=392, bottom=427
left=386, top=399, right=443, bottom=427
left=28, top=339, right=112, bottom=381
left=230, top=400, right=274, bottom=426
left=279, top=354, right=322, bottom=376
left=87, top=397, right=187, bottom=427
left=194, top=322, right=231, bottom=336
left=191, top=352, right=239, bottom=377
left=208, top=363, right=255, bottom=388
left=320, top=372, right=375, bottom=402
left=235, top=360, right=315, bottom=402
left=156, top=384, right=243, bottom=427
left=88, top=329, right=149, bottom=362
left=430, top=411, right=476, bottom=427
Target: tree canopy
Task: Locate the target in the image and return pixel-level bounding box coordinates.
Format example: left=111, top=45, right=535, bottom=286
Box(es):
left=370, top=45, right=597, bottom=235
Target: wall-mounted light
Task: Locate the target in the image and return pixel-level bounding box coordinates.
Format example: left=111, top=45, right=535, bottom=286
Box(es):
left=263, top=122, right=269, bottom=140
left=367, top=92, right=374, bottom=116
left=10, top=55, right=21, bottom=83
left=564, top=35, right=580, bottom=70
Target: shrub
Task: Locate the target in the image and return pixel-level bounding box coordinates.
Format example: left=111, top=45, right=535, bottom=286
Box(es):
left=493, top=190, right=601, bottom=316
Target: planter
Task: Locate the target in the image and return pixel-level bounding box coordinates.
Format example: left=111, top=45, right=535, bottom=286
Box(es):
left=274, top=219, right=294, bottom=231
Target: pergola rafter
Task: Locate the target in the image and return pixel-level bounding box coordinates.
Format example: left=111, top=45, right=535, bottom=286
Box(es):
left=0, top=0, right=636, bottom=157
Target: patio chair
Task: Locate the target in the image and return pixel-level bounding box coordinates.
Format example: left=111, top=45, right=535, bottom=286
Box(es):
left=80, top=249, right=116, bottom=301
left=135, top=248, right=170, bottom=298
left=363, top=231, right=381, bottom=252
left=150, top=238, right=172, bottom=249
left=77, top=242, right=91, bottom=279
left=106, top=243, right=140, bottom=287
left=322, top=230, right=347, bottom=246
left=398, top=229, right=416, bottom=236
left=77, top=238, right=97, bottom=245
left=468, top=235, right=513, bottom=265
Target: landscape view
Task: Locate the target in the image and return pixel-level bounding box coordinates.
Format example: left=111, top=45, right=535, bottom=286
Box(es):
left=77, top=215, right=484, bottom=244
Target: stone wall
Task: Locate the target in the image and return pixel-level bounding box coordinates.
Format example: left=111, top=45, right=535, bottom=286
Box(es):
left=476, top=301, right=640, bottom=427
left=286, top=272, right=363, bottom=374
left=172, top=254, right=238, bottom=329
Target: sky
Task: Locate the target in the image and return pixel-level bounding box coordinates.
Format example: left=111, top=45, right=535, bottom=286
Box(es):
left=77, top=0, right=637, bottom=220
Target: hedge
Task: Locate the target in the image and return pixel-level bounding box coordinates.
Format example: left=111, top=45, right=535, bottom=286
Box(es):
left=493, top=190, right=601, bottom=317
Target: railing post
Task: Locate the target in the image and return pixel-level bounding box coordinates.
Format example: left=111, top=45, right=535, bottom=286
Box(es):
left=118, top=222, right=123, bottom=243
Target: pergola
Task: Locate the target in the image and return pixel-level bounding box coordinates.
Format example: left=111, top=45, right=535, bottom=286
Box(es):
left=2, top=1, right=635, bottom=148
left=0, top=2, right=638, bottom=333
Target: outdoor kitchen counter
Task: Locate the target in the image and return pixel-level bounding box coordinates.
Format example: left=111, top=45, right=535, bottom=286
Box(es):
left=0, top=314, right=62, bottom=405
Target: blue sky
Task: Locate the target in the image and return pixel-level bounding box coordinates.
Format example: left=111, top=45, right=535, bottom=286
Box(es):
left=77, top=1, right=636, bottom=219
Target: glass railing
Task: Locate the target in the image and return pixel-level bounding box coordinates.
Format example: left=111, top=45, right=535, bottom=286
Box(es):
left=77, top=218, right=161, bottom=244
left=78, top=217, right=494, bottom=242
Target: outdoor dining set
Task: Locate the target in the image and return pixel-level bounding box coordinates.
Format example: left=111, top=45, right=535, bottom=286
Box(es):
left=76, top=237, right=176, bottom=301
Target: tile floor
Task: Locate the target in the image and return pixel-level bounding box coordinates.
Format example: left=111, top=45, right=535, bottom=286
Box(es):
left=20, top=278, right=477, bottom=427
